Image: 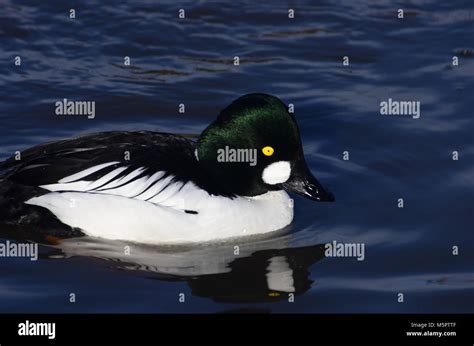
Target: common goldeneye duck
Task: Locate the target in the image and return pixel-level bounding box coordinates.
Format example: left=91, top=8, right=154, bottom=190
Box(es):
left=0, top=93, right=334, bottom=244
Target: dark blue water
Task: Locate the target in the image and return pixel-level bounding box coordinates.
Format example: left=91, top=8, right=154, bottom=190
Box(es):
left=0, top=0, right=473, bottom=313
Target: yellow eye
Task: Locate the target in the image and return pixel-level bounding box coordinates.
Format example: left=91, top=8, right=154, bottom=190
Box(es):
left=262, top=146, right=274, bottom=156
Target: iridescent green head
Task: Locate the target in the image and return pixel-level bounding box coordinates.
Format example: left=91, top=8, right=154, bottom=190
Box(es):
left=197, top=93, right=334, bottom=201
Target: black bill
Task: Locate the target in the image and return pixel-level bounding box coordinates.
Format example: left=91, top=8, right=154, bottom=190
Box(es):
left=281, top=159, right=335, bottom=202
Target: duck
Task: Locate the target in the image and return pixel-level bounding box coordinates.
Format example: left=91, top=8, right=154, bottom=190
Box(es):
left=0, top=93, right=334, bottom=245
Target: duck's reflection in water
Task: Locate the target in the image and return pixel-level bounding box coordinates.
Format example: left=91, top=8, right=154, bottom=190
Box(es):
left=49, top=234, right=326, bottom=303
left=187, top=244, right=325, bottom=303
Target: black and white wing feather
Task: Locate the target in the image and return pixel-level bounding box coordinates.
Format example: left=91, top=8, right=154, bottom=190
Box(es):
left=0, top=131, right=227, bottom=234
left=1, top=131, right=200, bottom=189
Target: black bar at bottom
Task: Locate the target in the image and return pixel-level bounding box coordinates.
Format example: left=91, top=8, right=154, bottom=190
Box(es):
left=0, top=314, right=472, bottom=345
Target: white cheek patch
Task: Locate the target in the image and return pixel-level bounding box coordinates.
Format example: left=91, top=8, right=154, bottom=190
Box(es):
left=262, top=161, right=291, bottom=185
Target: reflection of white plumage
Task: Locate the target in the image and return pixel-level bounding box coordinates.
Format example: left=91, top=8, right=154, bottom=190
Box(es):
left=51, top=235, right=326, bottom=303
left=266, top=256, right=296, bottom=293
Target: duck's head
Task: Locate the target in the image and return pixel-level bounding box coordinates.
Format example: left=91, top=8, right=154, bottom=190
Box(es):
left=196, top=93, right=334, bottom=202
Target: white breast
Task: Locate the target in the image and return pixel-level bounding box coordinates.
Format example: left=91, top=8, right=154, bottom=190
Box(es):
left=25, top=163, right=294, bottom=244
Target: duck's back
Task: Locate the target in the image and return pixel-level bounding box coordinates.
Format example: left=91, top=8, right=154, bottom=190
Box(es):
left=1, top=131, right=199, bottom=186
left=0, top=131, right=202, bottom=237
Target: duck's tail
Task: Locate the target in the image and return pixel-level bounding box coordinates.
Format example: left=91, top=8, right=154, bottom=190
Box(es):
left=0, top=180, right=84, bottom=241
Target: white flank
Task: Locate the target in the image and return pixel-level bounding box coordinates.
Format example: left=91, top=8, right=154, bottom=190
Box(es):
left=26, top=190, right=293, bottom=244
